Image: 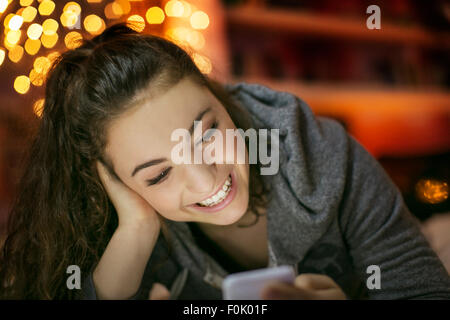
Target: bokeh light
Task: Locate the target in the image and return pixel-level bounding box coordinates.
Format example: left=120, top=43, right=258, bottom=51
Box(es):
left=165, top=0, right=184, bottom=17
left=25, top=38, right=41, bottom=55
left=187, top=30, right=205, bottom=50
left=0, top=0, right=9, bottom=14
left=33, top=98, right=45, bottom=118
left=20, top=0, right=34, bottom=6
left=416, top=179, right=449, bottom=204
left=8, top=45, right=24, bottom=63
left=180, top=1, right=192, bottom=18
left=112, top=0, right=131, bottom=16
left=41, top=33, right=58, bottom=48
left=63, top=2, right=81, bottom=16
left=4, top=14, right=15, bottom=29
left=0, top=48, right=5, bottom=66
left=190, top=11, right=209, bottom=30
left=14, top=75, right=31, bottom=94
left=42, top=18, right=58, bottom=36
left=64, top=31, right=83, bottom=50
left=146, top=7, right=165, bottom=24
left=9, top=15, right=24, bottom=31
left=84, top=14, right=105, bottom=35
left=60, top=10, right=79, bottom=28
left=127, top=15, right=145, bottom=32
left=29, top=68, right=44, bottom=86
left=104, top=2, right=121, bottom=20
left=47, top=51, right=60, bottom=64
left=6, top=30, right=22, bottom=46
left=21, top=6, right=38, bottom=23
left=33, top=56, right=51, bottom=74
left=192, top=53, right=212, bottom=74
left=38, top=0, right=55, bottom=16
left=27, top=23, right=43, bottom=40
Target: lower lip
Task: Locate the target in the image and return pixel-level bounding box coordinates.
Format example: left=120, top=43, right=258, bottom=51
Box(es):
left=189, top=170, right=238, bottom=213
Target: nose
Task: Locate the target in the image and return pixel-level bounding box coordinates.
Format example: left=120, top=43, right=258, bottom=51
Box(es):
left=183, top=163, right=217, bottom=195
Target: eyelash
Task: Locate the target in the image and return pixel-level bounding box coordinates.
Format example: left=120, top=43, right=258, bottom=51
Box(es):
left=146, top=120, right=219, bottom=187
left=146, top=167, right=172, bottom=186
left=198, top=120, right=219, bottom=145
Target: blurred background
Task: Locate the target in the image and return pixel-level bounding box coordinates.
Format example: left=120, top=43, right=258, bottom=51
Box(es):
left=0, top=0, right=449, bottom=269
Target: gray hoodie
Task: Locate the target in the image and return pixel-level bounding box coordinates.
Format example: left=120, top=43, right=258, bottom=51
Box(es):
left=81, top=82, right=450, bottom=300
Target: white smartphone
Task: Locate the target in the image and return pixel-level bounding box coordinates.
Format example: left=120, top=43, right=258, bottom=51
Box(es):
left=222, top=265, right=296, bottom=300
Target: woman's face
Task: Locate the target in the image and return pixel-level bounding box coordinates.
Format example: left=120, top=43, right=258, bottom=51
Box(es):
left=104, top=77, right=250, bottom=226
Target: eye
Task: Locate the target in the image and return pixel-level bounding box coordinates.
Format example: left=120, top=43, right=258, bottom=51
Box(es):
left=146, top=167, right=172, bottom=186
left=196, top=120, right=219, bottom=146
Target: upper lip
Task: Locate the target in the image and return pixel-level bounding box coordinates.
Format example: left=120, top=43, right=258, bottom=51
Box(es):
left=196, top=174, right=231, bottom=204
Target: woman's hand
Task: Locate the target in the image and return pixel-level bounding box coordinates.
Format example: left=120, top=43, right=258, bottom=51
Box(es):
left=96, top=160, right=160, bottom=230
left=148, top=283, right=171, bottom=300
left=261, top=273, right=347, bottom=300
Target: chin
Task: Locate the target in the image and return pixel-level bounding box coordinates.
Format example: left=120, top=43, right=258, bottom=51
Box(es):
left=211, top=191, right=250, bottom=226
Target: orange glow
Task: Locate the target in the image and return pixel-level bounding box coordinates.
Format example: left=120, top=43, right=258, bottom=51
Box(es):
left=127, top=15, right=145, bottom=32
left=87, top=0, right=103, bottom=3
left=21, top=6, right=38, bottom=23
left=0, top=48, right=5, bottom=66
left=41, top=33, right=58, bottom=48
left=64, top=31, right=83, bottom=49
left=38, top=0, right=56, bottom=16
left=84, top=14, right=104, bottom=35
left=25, top=38, right=41, bottom=55
left=14, top=75, right=31, bottom=94
left=190, top=11, right=209, bottom=30
left=27, top=23, right=43, bottom=40
left=146, top=7, right=165, bottom=24
left=416, top=179, right=449, bottom=204
left=33, top=99, right=45, bottom=118
left=42, top=18, right=59, bottom=35
left=9, top=15, right=24, bottom=31
left=30, top=68, right=44, bottom=86
left=6, top=30, right=22, bottom=45
left=34, top=56, right=51, bottom=74
left=8, top=45, right=24, bottom=63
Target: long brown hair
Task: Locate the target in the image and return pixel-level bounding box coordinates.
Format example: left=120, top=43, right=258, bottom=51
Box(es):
left=0, top=23, right=269, bottom=299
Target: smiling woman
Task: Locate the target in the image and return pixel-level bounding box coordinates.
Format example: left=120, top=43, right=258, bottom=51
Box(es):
left=1, top=23, right=450, bottom=300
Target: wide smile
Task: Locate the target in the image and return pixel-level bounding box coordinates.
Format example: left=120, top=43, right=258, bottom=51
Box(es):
left=188, top=170, right=238, bottom=213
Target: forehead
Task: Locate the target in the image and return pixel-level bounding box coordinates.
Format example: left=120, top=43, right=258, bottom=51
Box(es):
left=104, top=78, right=212, bottom=177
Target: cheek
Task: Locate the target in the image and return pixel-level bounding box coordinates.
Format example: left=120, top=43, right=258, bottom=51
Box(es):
left=143, top=189, right=182, bottom=219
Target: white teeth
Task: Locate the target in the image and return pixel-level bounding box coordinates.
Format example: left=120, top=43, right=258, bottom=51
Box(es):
left=197, top=175, right=232, bottom=207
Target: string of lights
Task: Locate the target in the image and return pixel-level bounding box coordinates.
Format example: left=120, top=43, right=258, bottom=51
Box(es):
left=0, top=0, right=212, bottom=117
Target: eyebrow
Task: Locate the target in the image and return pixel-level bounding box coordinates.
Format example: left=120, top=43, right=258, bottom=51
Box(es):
left=130, top=106, right=212, bottom=178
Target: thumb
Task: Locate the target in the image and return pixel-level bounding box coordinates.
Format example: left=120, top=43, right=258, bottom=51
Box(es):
left=148, top=282, right=170, bottom=300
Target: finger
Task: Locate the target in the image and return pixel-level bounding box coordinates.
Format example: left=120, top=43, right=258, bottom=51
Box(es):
left=306, top=288, right=347, bottom=300
left=261, top=281, right=312, bottom=300
left=294, top=273, right=338, bottom=291
left=148, top=283, right=170, bottom=300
